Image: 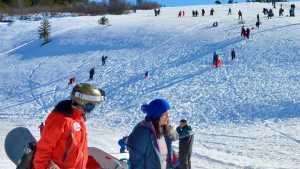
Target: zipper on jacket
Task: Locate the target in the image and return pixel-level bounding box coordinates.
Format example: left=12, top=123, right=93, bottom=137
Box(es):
left=63, top=131, right=73, bottom=162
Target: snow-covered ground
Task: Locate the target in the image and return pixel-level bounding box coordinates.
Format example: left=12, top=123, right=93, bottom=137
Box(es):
left=1, top=2, right=300, bottom=168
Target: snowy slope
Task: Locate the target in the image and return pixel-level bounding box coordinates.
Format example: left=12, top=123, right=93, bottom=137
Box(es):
left=1, top=2, right=300, bottom=168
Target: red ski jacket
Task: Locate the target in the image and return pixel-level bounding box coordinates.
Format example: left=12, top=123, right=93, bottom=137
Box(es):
left=33, top=100, right=88, bottom=169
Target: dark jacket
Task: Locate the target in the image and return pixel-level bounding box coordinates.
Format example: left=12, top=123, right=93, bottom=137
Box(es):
left=176, top=125, right=194, bottom=169
left=127, top=120, right=174, bottom=169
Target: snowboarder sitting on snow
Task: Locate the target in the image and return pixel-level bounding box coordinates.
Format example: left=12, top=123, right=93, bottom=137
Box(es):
left=127, top=99, right=178, bottom=169
left=118, top=136, right=128, bottom=153
left=212, top=21, right=218, bottom=27
left=33, top=83, right=105, bottom=169
left=176, top=119, right=194, bottom=169
left=213, top=54, right=223, bottom=68
left=68, top=76, right=76, bottom=86
left=89, top=67, right=95, bottom=81
left=144, top=71, right=149, bottom=79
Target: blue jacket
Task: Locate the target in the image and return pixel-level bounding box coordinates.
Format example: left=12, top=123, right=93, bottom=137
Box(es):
left=127, top=120, right=173, bottom=169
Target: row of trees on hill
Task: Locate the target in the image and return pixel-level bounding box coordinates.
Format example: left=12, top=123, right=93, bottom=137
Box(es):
left=0, top=0, right=87, bottom=8
left=0, top=0, right=160, bottom=15
left=215, top=0, right=287, bottom=4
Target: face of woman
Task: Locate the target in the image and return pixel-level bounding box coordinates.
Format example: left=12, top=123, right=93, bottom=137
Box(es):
left=159, top=112, right=169, bottom=126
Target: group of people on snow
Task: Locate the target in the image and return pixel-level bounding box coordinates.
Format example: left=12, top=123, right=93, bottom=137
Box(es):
left=178, top=8, right=215, bottom=17
left=68, top=55, right=108, bottom=87
left=212, top=48, right=236, bottom=68
left=178, top=10, right=186, bottom=17
left=25, top=3, right=300, bottom=169
left=33, top=85, right=194, bottom=169
left=192, top=10, right=199, bottom=17
left=127, top=99, right=194, bottom=169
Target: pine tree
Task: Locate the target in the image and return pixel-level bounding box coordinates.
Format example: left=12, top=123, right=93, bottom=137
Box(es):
left=38, top=18, right=51, bottom=44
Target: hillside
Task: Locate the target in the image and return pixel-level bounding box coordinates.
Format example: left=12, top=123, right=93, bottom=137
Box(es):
left=0, top=2, right=300, bottom=168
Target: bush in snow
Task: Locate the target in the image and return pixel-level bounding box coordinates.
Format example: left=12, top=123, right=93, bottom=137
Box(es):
left=38, top=18, right=51, bottom=44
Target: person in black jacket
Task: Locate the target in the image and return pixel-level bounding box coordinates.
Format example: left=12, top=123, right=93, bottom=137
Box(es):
left=89, top=67, right=95, bottom=80
left=231, top=48, right=236, bottom=60
left=176, top=119, right=194, bottom=169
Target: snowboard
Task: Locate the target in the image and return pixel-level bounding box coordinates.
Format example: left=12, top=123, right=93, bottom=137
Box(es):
left=4, top=127, right=129, bottom=169
left=4, top=127, right=37, bottom=166
left=88, top=147, right=129, bottom=169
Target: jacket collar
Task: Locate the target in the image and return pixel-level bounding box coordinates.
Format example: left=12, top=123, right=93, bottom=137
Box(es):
left=72, top=107, right=85, bottom=120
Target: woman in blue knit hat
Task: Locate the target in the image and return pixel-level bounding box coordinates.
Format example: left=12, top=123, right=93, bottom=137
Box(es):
left=127, top=98, right=178, bottom=169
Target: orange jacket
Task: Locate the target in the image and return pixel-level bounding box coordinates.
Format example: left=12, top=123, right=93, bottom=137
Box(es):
left=33, top=100, right=88, bottom=169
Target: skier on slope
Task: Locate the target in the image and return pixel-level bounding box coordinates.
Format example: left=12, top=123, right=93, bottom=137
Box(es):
left=228, top=8, right=232, bottom=15
left=201, top=9, right=205, bottom=16
left=256, top=14, right=261, bottom=28
left=241, top=26, right=246, bottom=38
left=89, top=67, right=95, bottom=81
left=245, top=28, right=250, bottom=39
left=127, top=99, right=178, bottom=169
left=279, top=7, right=284, bottom=16
left=176, top=119, right=194, bottom=169
left=102, top=55, right=108, bottom=66
left=210, top=8, right=215, bottom=16
left=231, top=48, right=236, bottom=60
left=33, top=83, right=105, bottom=169
left=238, top=10, right=243, bottom=20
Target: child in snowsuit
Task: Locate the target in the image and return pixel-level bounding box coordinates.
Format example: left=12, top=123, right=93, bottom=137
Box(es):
left=118, top=136, right=128, bottom=153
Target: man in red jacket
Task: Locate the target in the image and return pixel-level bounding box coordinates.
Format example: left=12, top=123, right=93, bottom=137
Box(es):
left=33, top=83, right=105, bottom=169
